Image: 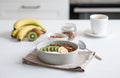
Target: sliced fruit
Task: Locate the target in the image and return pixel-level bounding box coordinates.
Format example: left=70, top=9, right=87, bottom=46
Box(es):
left=31, top=28, right=41, bottom=36
left=16, top=25, right=41, bottom=41
left=47, top=46, right=52, bottom=51
left=40, top=46, right=60, bottom=52
left=58, top=46, right=68, bottom=53
left=14, top=18, right=40, bottom=29
left=55, top=46, right=59, bottom=52
left=40, top=47, right=46, bottom=52
left=27, top=32, right=38, bottom=41
left=51, top=46, right=57, bottom=52
left=40, top=48, right=44, bottom=51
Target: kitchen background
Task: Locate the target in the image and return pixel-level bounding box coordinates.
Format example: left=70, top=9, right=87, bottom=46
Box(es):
left=0, top=0, right=120, bottom=19
left=70, top=0, right=120, bottom=19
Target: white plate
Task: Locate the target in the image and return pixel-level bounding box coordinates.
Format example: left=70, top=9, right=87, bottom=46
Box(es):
left=84, top=29, right=112, bottom=38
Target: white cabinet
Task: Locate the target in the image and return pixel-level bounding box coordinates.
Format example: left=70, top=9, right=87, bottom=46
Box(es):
left=0, top=0, right=69, bottom=20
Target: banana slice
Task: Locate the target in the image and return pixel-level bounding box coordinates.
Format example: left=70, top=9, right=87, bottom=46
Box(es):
left=58, top=46, right=68, bottom=54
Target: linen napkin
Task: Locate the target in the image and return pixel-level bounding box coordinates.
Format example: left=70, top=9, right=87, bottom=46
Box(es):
left=22, top=50, right=95, bottom=72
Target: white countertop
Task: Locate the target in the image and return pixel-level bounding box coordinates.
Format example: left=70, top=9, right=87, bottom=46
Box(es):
left=0, top=20, right=120, bottom=78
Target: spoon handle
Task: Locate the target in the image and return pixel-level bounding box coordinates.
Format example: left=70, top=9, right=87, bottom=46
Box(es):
left=95, top=54, right=102, bottom=60
left=86, top=48, right=102, bottom=61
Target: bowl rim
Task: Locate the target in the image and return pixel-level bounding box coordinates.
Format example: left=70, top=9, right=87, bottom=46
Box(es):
left=36, top=40, right=79, bottom=55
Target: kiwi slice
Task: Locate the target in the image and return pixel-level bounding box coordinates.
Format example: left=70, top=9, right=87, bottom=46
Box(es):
left=47, top=46, right=52, bottom=51
left=51, top=46, right=57, bottom=52
left=40, top=47, right=47, bottom=52
left=27, top=32, right=38, bottom=41
left=40, top=48, right=44, bottom=51
left=55, top=46, right=59, bottom=52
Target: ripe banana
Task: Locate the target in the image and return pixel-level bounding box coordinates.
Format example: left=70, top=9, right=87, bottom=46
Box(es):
left=14, top=18, right=40, bottom=29
left=11, top=18, right=47, bottom=41
left=16, top=25, right=41, bottom=41
left=40, top=26, right=46, bottom=34
left=11, top=26, right=25, bottom=38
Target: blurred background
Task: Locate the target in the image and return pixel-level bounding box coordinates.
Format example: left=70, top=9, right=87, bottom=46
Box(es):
left=70, top=0, right=120, bottom=19
left=0, top=0, right=120, bottom=20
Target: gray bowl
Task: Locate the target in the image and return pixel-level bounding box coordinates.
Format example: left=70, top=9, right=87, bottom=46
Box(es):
left=36, top=40, right=78, bottom=65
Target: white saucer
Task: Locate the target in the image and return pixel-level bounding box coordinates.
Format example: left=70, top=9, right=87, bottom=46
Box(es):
left=84, top=29, right=112, bottom=38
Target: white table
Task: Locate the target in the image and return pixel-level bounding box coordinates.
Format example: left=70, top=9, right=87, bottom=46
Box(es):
left=0, top=20, right=120, bottom=78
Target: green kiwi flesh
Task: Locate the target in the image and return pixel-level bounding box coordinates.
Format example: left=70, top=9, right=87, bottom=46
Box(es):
left=40, top=46, right=60, bottom=52
left=27, top=32, right=38, bottom=41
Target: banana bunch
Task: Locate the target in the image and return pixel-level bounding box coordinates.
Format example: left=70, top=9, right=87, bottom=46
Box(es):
left=11, top=18, right=46, bottom=41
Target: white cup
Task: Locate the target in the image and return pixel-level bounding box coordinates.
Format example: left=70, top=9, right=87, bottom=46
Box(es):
left=90, top=14, right=109, bottom=35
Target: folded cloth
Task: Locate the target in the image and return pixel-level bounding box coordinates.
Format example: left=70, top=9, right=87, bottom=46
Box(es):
left=22, top=50, right=95, bottom=72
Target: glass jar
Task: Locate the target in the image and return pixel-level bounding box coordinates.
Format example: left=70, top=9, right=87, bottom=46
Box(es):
left=61, top=23, right=77, bottom=40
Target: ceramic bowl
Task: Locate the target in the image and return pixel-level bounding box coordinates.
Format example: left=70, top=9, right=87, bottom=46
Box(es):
left=36, top=40, right=78, bottom=65
left=47, top=33, right=68, bottom=41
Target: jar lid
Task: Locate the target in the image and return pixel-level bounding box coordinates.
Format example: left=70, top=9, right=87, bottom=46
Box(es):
left=62, top=23, right=77, bottom=31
